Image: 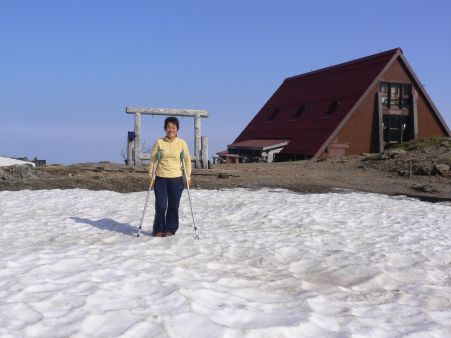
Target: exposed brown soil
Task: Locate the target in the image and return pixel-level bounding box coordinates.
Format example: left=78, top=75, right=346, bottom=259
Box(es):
left=1, top=137, right=450, bottom=203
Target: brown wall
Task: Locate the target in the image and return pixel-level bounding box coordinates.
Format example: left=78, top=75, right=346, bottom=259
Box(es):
left=329, top=57, right=449, bottom=156
left=416, top=92, right=448, bottom=137
left=333, top=85, right=379, bottom=155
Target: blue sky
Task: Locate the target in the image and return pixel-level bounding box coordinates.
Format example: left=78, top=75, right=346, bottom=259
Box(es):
left=1, top=0, right=450, bottom=164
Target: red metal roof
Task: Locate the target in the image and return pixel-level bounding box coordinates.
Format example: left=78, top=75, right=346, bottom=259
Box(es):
left=233, top=48, right=402, bottom=156
left=228, top=139, right=289, bottom=149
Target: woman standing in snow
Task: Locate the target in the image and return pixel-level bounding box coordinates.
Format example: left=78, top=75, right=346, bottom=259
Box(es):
left=148, top=117, right=192, bottom=237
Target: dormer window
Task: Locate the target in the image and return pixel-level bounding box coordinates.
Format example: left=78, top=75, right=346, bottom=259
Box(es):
left=288, top=105, right=307, bottom=121
left=264, top=108, right=279, bottom=123
left=323, top=100, right=341, bottom=116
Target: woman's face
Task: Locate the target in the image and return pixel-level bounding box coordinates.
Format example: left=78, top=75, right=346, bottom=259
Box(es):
left=165, top=122, right=178, bottom=139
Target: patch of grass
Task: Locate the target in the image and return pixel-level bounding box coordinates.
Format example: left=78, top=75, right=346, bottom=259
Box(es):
left=390, top=136, right=446, bottom=151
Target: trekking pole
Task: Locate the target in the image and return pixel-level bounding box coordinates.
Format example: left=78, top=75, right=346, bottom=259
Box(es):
left=136, top=150, right=161, bottom=237
left=180, top=151, right=200, bottom=240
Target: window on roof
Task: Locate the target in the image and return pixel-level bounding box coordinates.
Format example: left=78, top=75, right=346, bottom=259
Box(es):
left=288, top=105, right=307, bottom=120
left=264, top=108, right=279, bottom=123
left=380, top=82, right=412, bottom=109
left=324, top=100, right=341, bottom=116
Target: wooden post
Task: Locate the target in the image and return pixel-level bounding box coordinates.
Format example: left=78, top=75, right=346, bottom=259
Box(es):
left=409, top=160, right=412, bottom=180
left=194, top=114, right=201, bottom=169
left=201, top=136, right=208, bottom=169
left=134, top=113, right=141, bottom=167
left=127, top=133, right=134, bottom=167
left=376, top=92, right=385, bottom=153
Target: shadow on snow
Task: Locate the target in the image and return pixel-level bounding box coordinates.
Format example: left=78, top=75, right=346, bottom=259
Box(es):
left=70, top=217, right=152, bottom=237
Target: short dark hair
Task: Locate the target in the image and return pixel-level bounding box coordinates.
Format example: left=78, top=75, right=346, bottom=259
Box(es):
left=164, top=116, right=179, bottom=130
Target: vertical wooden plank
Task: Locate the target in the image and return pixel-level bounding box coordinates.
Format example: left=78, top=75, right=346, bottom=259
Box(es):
left=134, top=113, right=141, bottom=167
left=201, top=136, right=208, bottom=169
left=377, top=92, right=385, bottom=153
left=412, top=89, right=419, bottom=139
left=127, top=133, right=134, bottom=167
left=194, top=114, right=201, bottom=168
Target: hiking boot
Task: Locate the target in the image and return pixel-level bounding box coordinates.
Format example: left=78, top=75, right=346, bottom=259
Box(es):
left=154, top=232, right=165, bottom=237
left=164, top=231, right=174, bottom=237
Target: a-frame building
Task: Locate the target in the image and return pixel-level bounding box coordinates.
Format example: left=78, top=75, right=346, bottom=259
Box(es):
left=222, top=48, right=450, bottom=162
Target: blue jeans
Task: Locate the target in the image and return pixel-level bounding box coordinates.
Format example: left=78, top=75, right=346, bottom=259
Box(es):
left=153, top=176, right=184, bottom=235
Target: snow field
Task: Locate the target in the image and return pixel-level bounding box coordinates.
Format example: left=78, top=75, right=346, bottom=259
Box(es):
left=0, top=188, right=450, bottom=338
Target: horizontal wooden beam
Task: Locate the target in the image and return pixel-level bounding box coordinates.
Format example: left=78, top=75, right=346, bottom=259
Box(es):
left=126, top=107, right=209, bottom=117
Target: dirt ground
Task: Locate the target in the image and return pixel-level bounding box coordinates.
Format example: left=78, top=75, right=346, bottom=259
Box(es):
left=1, top=137, right=450, bottom=203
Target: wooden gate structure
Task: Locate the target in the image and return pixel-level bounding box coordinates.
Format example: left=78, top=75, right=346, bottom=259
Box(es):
left=125, top=107, right=209, bottom=169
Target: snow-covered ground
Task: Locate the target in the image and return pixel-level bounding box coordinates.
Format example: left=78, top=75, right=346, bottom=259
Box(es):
left=0, top=188, right=450, bottom=338
left=0, top=156, right=35, bottom=167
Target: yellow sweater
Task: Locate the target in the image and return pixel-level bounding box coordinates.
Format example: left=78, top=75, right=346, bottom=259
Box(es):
left=148, top=136, right=192, bottom=178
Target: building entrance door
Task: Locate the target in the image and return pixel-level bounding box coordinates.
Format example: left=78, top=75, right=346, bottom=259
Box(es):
left=383, top=114, right=410, bottom=144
